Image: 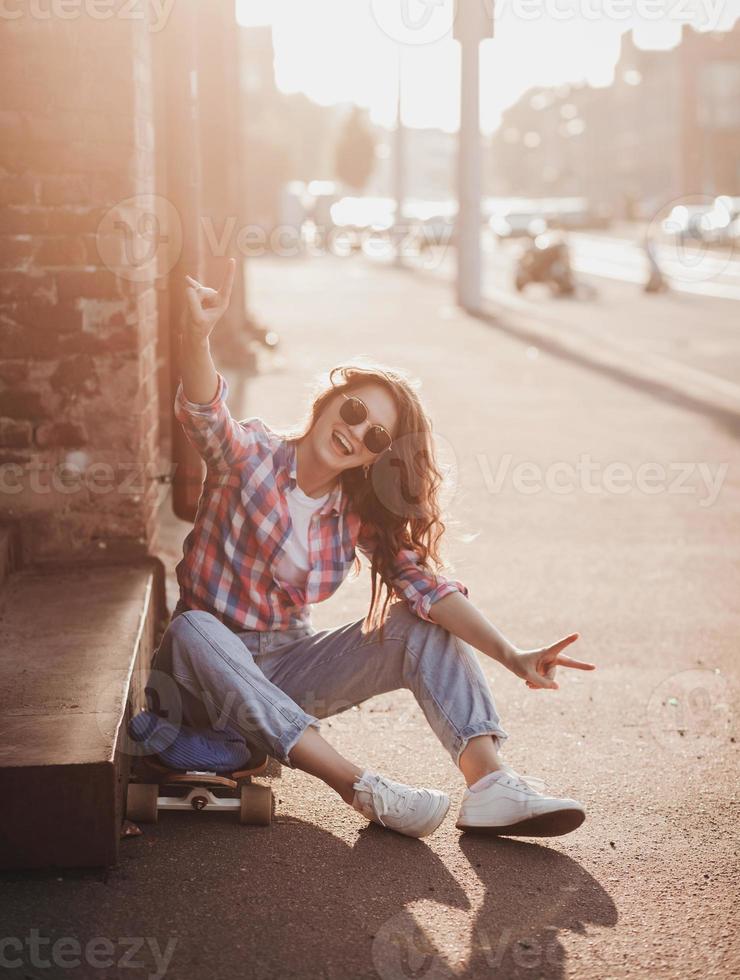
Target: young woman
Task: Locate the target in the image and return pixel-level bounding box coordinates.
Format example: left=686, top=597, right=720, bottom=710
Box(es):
left=151, top=258, right=596, bottom=840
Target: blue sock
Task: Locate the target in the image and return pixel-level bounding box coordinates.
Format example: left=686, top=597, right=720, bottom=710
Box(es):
left=128, top=710, right=251, bottom=772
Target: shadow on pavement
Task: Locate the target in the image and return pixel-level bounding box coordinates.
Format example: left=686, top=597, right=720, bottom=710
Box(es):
left=0, top=813, right=617, bottom=979
left=471, top=306, right=740, bottom=445
left=454, top=836, right=618, bottom=978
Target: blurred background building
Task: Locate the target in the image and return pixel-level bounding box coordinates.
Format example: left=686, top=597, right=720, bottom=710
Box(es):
left=489, top=23, right=740, bottom=219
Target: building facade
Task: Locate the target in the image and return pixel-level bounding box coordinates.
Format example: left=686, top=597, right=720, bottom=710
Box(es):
left=488, top=24, right=740, bottom=217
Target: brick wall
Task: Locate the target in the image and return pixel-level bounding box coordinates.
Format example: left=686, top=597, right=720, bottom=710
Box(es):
left=0, top=6, right=165, bottom=565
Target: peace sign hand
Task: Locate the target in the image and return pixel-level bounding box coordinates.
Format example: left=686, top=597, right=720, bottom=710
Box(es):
left=506, top=633, right=595, bottom=691
left=184, top=257, right=236, bottom=344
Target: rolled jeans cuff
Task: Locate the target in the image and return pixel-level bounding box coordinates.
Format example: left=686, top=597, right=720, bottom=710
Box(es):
left=274, top=714, right=322, bottom=768
left=454, top=722, right=510, bottom=767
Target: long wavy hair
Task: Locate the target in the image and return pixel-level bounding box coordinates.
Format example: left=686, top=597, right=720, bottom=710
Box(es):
left=280, top=357, right=456, bottom=642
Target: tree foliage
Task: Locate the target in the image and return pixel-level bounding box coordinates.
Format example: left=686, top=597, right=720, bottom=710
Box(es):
left=335, top=106, right=376, bottom=192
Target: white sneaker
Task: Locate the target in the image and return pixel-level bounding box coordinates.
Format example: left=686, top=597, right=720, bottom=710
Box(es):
left=455, top=766, right=586, bottom=837
left=351, top=769, right=450, bottom=839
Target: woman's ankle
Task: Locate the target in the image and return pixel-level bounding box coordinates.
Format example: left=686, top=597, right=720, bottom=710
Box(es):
left=339, top=767, right=368, bottom=806
left=286, top=726, right=365, bottom=802
left=458, top=734, right=505, bottom=787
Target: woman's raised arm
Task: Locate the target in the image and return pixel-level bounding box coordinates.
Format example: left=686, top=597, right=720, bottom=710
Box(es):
left=180, top=257, right=235, bottom=404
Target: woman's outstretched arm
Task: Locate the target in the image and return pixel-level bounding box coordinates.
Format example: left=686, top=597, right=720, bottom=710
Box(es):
left=427, top=589, right=516, bottom=662
left=427, top=590, right=595, bottom=691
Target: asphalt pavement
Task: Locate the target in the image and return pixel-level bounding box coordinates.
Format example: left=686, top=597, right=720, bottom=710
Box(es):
left=1, top=253, right=737, bottom=980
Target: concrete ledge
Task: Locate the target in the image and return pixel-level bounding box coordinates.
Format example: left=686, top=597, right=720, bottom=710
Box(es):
left=0, top=558, right=167, bottom=870
left=0, top=523, right=21, bottom=588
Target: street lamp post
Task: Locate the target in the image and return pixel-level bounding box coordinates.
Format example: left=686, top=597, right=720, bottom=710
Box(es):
left=454, top=3, right=494, bottom=312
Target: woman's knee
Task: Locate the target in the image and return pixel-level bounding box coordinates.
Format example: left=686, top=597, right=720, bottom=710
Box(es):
left=405, top=613, right=452, bottom=649
left=165, top=610, right=231, bottom=670
left=387, top=602, right=454, bottom=645
left=402, top=616, right=487, bottom=691
left=383, top=601, right=432, bottom=640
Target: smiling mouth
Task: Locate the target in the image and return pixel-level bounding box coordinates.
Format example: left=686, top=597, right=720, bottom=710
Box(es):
left=332, top=430, right=353, bottom=456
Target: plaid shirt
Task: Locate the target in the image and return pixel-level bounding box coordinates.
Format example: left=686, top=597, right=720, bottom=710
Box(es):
left=173, top=371, right=470, bottom=632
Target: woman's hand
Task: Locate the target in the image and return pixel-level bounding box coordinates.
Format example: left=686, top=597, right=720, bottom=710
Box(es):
left=503, top=633, right=595, bottom=690
left=184, top=257, right=236, bottom=345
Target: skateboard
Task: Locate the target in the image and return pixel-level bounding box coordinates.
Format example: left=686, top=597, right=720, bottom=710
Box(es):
left=125, top=749, right=275, bottom=826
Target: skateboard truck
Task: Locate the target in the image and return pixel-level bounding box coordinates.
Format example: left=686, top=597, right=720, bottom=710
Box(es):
left=126, top=751, right=275, bottom=826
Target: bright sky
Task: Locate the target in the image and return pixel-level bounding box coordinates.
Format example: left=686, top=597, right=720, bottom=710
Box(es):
left=236, top=0, right=740, bottom=133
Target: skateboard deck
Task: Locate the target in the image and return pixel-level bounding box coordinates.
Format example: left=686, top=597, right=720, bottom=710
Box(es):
left=126, top=748, right=275, bottom=825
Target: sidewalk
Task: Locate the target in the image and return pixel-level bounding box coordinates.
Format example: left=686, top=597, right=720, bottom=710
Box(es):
left=405, top=242, right=740, bottom=429
left=3, top=253, right=737, bottom=979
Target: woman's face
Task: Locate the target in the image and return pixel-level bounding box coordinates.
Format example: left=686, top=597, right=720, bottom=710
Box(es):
left=315, top=382, right=399, bottom=473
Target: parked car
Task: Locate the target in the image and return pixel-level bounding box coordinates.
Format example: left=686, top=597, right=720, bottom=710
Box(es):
left=662, top=204, right=715, bottom=244
left=545, top=197, right=610, bottom=231
left=408, top=214, right=456, bottom=251
left=328, top=196, right=396, bottom=251
left=662, top=198, right=740, bottom=247
left=490, top=210, right=547, bottom=239
left=704, top=196, right=740, bottom=246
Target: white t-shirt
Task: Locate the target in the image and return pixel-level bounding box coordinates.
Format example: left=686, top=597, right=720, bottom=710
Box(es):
left=273, top=483, right=330, bottom=587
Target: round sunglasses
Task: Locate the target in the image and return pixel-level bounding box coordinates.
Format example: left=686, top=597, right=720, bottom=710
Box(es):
left=339, top=393, right=393, bottom=455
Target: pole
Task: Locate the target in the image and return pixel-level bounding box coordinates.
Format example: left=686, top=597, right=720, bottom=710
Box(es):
left=456, top=35, right=481, bottom=311
left=454, top=4, right=493, bottom=313
left=393, top=45, right=405, bottom=267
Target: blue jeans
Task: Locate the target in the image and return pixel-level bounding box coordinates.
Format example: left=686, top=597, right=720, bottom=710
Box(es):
left=149, top=598, right=509, bottom=770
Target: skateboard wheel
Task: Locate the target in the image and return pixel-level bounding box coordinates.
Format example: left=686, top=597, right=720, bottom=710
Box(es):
left=239, top=783, right=273, bottom=825
left=126, top=782, right=159, bottom=823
